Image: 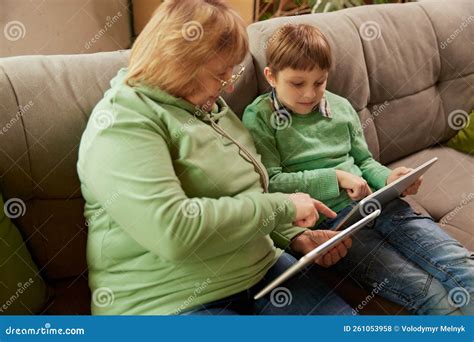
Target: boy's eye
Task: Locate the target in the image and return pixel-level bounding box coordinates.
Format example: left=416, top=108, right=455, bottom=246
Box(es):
left=291, top=82, right=304, bottom=88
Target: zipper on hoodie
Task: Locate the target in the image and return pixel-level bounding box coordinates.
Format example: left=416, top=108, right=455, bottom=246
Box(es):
left=207, top=116, right=269, bottom=193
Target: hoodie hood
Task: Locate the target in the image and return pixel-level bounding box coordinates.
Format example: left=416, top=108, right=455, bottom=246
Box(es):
left=114, top=68, right=229, bottom=123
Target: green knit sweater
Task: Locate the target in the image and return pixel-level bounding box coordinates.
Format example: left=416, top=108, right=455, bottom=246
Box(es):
left=242, top=91, right=391, bottom=215
left=77, top=69, right=306, bottom=315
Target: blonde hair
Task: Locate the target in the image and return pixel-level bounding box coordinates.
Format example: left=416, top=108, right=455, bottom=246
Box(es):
left=266, top=24, right=332, bottom=75
left=126, top=0, right=248, bottom=98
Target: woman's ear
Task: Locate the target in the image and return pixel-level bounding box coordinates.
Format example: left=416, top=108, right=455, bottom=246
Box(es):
left=264, top=67, right=277, bottom=88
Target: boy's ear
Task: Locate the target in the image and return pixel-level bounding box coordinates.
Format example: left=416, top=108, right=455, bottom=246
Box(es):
left=264, top=67, right=277, bottom=88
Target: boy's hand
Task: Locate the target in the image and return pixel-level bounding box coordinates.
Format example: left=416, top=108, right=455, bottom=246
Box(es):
left=290, top=230, right=352, bottom=268
left=336, top=170, right=372, bottom=200
left=386, top=167, right=423, bottom=196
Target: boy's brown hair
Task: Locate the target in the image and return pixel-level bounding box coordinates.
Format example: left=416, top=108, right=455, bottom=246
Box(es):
left=266, top=24, right=332, bottom=75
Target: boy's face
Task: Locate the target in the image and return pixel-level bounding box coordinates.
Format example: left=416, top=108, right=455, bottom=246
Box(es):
left=264, top=67, right=328, bottom=115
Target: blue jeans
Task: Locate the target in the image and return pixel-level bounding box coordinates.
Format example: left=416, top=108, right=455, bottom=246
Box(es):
left=319, top=198, right=474, bottom=315
left=182, top=252, right=353, bottom=315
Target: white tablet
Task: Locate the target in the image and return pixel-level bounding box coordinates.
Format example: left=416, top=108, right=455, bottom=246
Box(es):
left=254, top=210, right=381, bottom=301
left=333, top=157, right=438, bottom=231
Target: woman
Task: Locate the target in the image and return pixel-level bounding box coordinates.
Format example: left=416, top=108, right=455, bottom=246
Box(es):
left=77, top=0, right=353, bottom=315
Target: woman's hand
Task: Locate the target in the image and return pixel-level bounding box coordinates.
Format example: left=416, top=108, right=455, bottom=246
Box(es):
left=336, top=170, right=372, bottom=200
left=288, top=193, right=336, bottom=228
left=290, top=230, right=352, bottom=267
left=386, top=167, right=423, bottom=196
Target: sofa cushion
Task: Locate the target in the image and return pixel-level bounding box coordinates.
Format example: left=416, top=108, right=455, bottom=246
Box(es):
left=0, top=192, right=48, bottom=314
left=388, top=146, right=474, bottom=251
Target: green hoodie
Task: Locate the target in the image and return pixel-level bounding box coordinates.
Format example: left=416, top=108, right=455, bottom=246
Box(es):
left=77, top=69, right=306, bottom=315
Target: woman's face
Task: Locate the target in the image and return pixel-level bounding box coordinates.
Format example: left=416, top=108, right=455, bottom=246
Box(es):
left=185, top=55, right=236, bottom=110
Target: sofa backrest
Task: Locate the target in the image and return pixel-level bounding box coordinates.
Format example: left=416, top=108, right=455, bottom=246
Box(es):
left=0, top=51, right=129, bottom=280
left=245, top=0, right=474, bottom=164
left=0, top=0, right=132, bottom=58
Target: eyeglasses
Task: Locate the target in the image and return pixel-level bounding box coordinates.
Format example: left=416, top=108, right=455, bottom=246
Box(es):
left=216, top=64, right=246, bottom=93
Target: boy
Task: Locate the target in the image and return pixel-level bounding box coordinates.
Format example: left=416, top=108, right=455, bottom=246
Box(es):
left=243, top=24, right=473, bottom=315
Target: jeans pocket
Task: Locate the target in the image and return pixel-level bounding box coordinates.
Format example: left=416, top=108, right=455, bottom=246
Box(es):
left=389, top=217, right=462, bottom=251
left=389, top=204, right=434, bottom=223
left=382, top=199, right=429, bottom=221
left=381, top=201, right=461, bottom=252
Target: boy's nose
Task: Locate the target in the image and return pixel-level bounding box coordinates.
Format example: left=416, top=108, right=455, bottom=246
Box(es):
left=305, top=89, right=316, bottom=98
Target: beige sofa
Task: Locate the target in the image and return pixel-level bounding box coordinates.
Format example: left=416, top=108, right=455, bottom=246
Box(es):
left=0, top=0, right=472, bottom=315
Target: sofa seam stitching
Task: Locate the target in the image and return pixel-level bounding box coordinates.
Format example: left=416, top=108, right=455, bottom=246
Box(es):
left=0, top=64, right=34, bottom=197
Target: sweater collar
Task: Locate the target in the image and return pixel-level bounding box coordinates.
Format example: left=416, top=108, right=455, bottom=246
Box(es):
left=270, top=88, right=333, bottom=119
